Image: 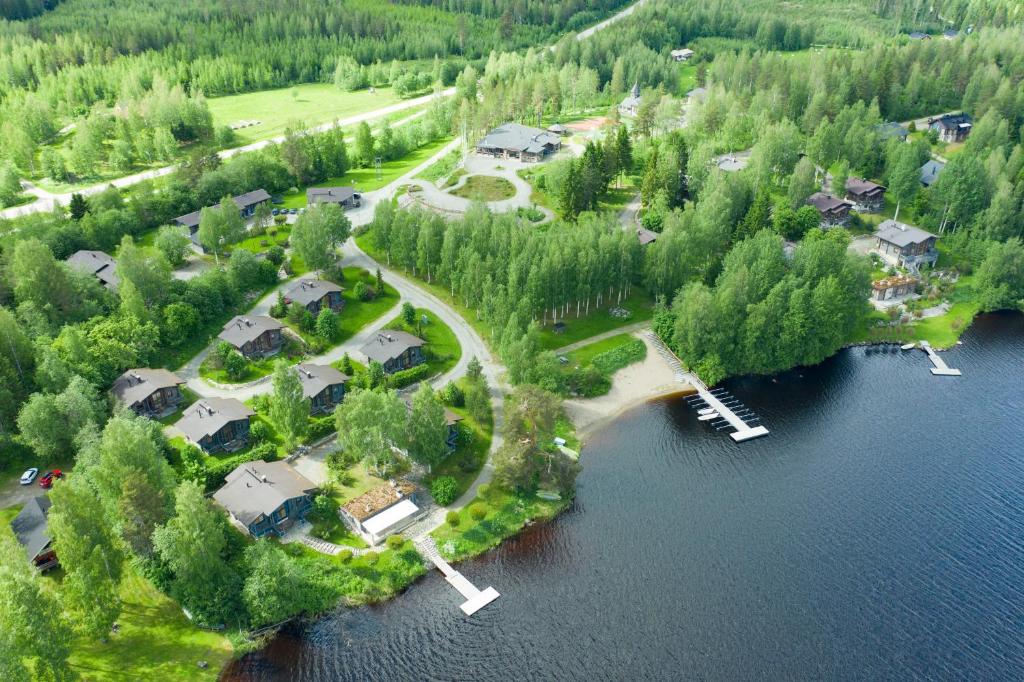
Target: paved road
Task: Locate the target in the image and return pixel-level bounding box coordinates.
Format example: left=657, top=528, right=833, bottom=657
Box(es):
left=572, top=0, right=649, bottom=43
left=1, top=89, right=455, bottom=221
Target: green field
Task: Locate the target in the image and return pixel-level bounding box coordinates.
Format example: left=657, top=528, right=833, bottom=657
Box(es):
left=450, top=175, right=516, bottom=201
left=208, top=84, right=405, bottom=144
left=536, top=289, right=655, bottom=350
left=565, top=333, right=635, bottom=366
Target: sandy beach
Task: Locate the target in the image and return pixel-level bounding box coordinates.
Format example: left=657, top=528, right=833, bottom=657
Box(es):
left=564, top=331, right=695, bottom=438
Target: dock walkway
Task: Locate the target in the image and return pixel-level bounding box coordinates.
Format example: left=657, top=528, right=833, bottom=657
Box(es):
left=646, top=332, right=769, bottom=443
left=416, top=537, right=500, bottom=616
left=920, top=341, right=962, bottom=376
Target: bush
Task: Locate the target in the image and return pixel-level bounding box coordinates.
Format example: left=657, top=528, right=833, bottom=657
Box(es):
left=352, top=281, right=373, bottom=301
left=249, top=420, right=272, bottom=444
left=337, top=549, right=353, bottom=563
left=387, top=363, right=431, bottom=389
left=440, top=381, right=464, bottom=407
left=224, top=350, right=249, bottom=381
left=266, top=245, right=286, bottom=266
left=326, top=448, right=361, bottom=476
left=446, top=510, right=460, bottom=527
left=469, top=502, right=487, bottom=521
left=307, top=416, right=335, bottom=442
left=476, top=483, right=491, bottom=499
left=431, top=476, right=459, bottom=506
left=386, top=535, right=405, bottom=550
left=363, top=551, right=379, bottom=565
left=591, top=339, right=647, bottom=375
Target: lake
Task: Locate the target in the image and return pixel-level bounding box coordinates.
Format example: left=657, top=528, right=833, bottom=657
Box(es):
left=223, top=312, right=1024, bottom=681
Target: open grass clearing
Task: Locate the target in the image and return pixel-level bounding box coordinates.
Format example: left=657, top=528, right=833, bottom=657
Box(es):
left=449, top=175, right=516, bottom=201
left=535, top=289, right=655, bottom=350
left=208, top=84, right=404, bottom=145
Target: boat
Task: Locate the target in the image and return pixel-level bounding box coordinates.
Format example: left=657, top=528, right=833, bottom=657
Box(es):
left=698, top=407, right=716, bottom=416
left=698, top=412, right=719, bottom=421
left=900, top=343, right=917, bottom=350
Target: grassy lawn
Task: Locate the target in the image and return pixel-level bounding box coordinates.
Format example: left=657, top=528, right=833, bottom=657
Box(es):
left=431, top=487, right=568, bottom=562
left=0, top=503, right=22, bottom=526
left=415, top=147, right=462, bottom=184
left=208, top=84, right=404, bottom=144
left=381, top=307, right=461, bottom=380
left=677, top=63, right=699, bottom=94
left=449, top=175, right=516, bottom=201
left=68, top=570, right=233, bottom=681
left=334, top=268, right=401, bottom=343
left=535, top=288, right=654, bottom=350
left=565, top=333, right=634, bottom=365
left=279, top=137, right=454, bottom=206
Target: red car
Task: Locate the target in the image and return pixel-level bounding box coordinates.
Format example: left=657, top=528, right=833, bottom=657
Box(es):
left=38, top=469, right=63, bottom=489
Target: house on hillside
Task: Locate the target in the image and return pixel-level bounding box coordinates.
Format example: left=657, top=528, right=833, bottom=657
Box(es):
left=360, top=331, right=425, bottom=374
left=111, top=368, right=186, bottom=418
left=306, top=186, right=360, bottom=209
left=476, top=123, right=561, bottom=162
left=213, top=460, right=317, bottom=538
left=340, top=480, right=423, bottom=545
left=66, top=250, right=119, bottom=291
left=920, top=159, right=945, bottom=187
left=619, top=82, right=643, bottom=117
left=294, top=363, right=349, bottom=414
left=11, top=496, right=58, bottom=572
left=637, top=227, right=658, bottom=246
left=175, top=397, right=254, bottom=453
left=928, top=113, right=972, bottom=143
left=671, top=48, right=695, bottom=62
left=845, top=178, right=887, bottom=213
left=174, top=189, right=271, bottom=245
left=876, top=122, right=909, bottom=142
left=806, top=192, right=853, bottom=228
left=218, top=315, right=284, bottom=358
left=874, top=219, right=939, bottom=270
left=283, top=279, right=344, bottom=315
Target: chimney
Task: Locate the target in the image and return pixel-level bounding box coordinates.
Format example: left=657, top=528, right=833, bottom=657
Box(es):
left=261, top=475, right=267, bottom=483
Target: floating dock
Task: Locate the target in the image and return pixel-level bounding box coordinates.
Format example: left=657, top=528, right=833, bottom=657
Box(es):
left=416, top=537, right=500, bottom=616
left=646, top=331, right=769, bottom=442
left=920, top=340, right=962, bottom=376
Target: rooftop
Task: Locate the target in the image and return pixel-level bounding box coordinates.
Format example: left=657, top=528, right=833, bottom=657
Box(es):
left=875, top=219, right=938, bottom=247
left=929, top=112, right=972, bottom=131
left=920, top=159, right=945, bottom=186
left=175, top=189, right=271, bottom=229
left=11, top=496, right=52, bottom=562
left=872, top=275, right=918, bottom=290
left=284, top=278, right=343, bottom=307
left=360, top=330, right=425, bottom=365
left=637, top=227, right=658, bottom=245
left=294, top=363, right=350, bottom=400
left=807, top=192, right=852, bottom=213
left=307, top=186, right=355, bottom=204
left=214, top=460, right=317, bottom=527
left=111, top=368, right=185, bottom=408
left=218, top=315, right=283, bottom=348
left=846, top=177, right=886, bottom=195
left=343, top=480, right=416, bottom=522
left=476, top=123, right=561, bottom=155
left=66, top=250, right=119, bottom=290
left=175, top=397, right=254, bottom=443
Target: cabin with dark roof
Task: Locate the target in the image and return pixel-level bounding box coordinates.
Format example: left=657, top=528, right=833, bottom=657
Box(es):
left=294, top=363, right=349, bottom=414
left=306, top=186, right=360, bottom=209
left=175, top=398, right=255, bottom=453
left=619, top=82, right=643, bottom=117
left=11, top=496, right=58, bottom=572
left=218, top=315, right=284, bottom=358
left=928, top=113, right=972, bottom=143
left=66, top=250, right=119, bottom=291
left=806, top=192, right=853, bottom=228
left=213, top=460, right=317, bottom=538
left=845, top=178, right=887, bottom=213
left=111, top=368, right=186, bottom=418
left=920, top=159, right=945, bottom=187
left=360, top=331, right=426, bottom=374
left=174, top=189, right=271, bottom=245
left=637, top=227, right=658, bottom=246
left=283, top=278, right=344, bottom=315
left=476, top=123, right=562, bottom=162
left=874, top=220, right=939, bottom=270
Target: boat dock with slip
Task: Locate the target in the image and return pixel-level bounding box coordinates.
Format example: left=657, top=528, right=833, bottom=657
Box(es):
left=919, top=340, right=962, bottom=376
left=415, top=537, right=500, bottom=616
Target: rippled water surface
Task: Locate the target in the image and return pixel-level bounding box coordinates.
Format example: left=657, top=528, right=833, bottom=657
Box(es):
left=224, top=313, right=1024, bottom=681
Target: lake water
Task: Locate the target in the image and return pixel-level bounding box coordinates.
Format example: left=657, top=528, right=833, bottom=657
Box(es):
left=223, top=312, right=1024, bottom=681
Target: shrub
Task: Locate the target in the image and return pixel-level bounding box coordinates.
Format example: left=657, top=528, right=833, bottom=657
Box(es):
left=224, top=350, right=249, bottom=381
left=431, top=476, right=459, bottom=506
left=446, top=510, right=460, bottom=527
left=337, top=549, right=353, bottom=563
left=353, top=281, right=373, bottom=301
left=312, top=494, right=334, bottom=518
left=266, top=245, right=286, bottom=266
left=440, top=381, right=464, bottom=407
left=249, top=420, right=272, bottom=444
left=307, top=416, right=335, bottom=442
left=386, top=535, right=405, bottom=550
left=476, top=483, right=491, bottom=499
left=591, top=339, right=647, bottom=375
left=363, top=551, right=379, bottom=565
left=387, top=363, right=431, bottom=389
left=469, top=502, right=487, bottom=521
left=269, top=291, right=287, bottom=317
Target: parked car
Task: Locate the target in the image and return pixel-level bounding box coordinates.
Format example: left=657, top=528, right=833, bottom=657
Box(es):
left=271, top=208, right=280, bottom=215
left=38, top=469, right=64, bottom=489
left=20, top=468, right=38, bottom=485
left=289, top=208, right=298, bottom=214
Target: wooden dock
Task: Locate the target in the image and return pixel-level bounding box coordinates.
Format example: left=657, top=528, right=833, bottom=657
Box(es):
left=920, top=341, right=962, bottom=376
left=416, top=537, right=500, bottom=616
left=646, top=332, right=769, bottom=442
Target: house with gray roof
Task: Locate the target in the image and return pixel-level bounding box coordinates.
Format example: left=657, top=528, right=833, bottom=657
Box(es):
left=66, top=250, right=119, bottom=291
left=845, top=177, right=887, bottom=213
left=175, top=397, right=254, bottom=453
left=876, top=122, right=909, bottom=142
left=807, top=192, right=853, bottom=227
left=908, top=31, right=930, bottom=40
left=11, top=496, right=58, bottom=571
left=218, top=315, right=284, bottom=358
left=671, top=48, right=695, bottom=62
left=476, top=123, right=561, bottom=162
left=111, top=368, right=186, bottom=418
left=920, top=159, right=945, bottom=187
left=174, top=189, right=271, bottom=243
left=360, top=330, right=425, bottom=374
left=637, top=227, right=658, bottom=246
left=928, top=112, right=972, bottom=143
left=619, top=82, right=643, bottom=117
left=294, top=363, right=349, bottom=414
left=874, top=219, right=939, bottom=270
left=213, top=460, right=316, bottom=538
left=307, top=186, right=360, bottom=209
left=283, top=278, right=344, bottom=315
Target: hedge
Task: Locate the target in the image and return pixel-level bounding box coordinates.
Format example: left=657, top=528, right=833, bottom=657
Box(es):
left=591, top=339, right=647, bottom=376
left=387, top=363, right=432, bottom=389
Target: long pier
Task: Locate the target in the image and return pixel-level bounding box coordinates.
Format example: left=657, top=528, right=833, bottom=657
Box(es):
left=646, top=332, right=769, bottom=443
left=416, top=537, right=500, bottom=616
left=919, top=341, right=961, bottom=376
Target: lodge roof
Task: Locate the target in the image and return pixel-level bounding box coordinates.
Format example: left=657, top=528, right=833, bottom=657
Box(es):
left=175, top=398, right=254, bottom=443
left=294, top=363, right=349, bottom=400
left=360, top=330, right=425, bottom=365
left=875, top=219, right=938, bottom=248
left=218, top=315, right=283, bottom=348
left=111, top=368, right=185, bottom=408
left=284, top=278, right=343, bottom=307
left=214, top=460, right=317, bottom=527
